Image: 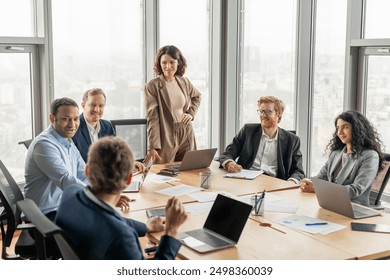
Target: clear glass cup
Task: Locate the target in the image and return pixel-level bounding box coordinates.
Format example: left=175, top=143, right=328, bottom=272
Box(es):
left=199, top=172, right=212, bottom=189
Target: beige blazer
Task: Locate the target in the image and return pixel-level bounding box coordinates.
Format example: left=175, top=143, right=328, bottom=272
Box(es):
left=144, top=75, right=201, bottom=151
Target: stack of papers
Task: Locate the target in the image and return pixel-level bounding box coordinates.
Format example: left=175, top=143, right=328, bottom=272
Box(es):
left=146, top=173, right=179, bottom=184
left=274, top=215, right=346, bottom=235
left=187, top=191, right=235, bottom=203
left=238, top=193, right=299, bottom=213
left=184, top=201, right=214, bottom=215
left=223, top=169, right=263, bottom=180
left=154, top=184, right=200, bottom=196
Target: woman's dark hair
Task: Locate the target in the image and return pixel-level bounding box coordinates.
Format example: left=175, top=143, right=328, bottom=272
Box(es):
left=153, top=45, right=187, bottom=77
left=326, top=110, right=384, bottom=172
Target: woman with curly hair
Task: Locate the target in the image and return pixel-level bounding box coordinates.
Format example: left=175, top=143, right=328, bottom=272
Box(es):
left=143, top=45, right=201, bottom=164
left=300, top=110, right=384, bottom=206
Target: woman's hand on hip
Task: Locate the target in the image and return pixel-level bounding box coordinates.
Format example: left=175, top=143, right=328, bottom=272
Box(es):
left=181, top=113, right=193, bottom=124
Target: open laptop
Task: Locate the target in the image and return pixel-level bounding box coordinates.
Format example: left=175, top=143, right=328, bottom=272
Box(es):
left=165, top=148, right=218, bottom=171
left=312, top=178, right=381, bottom=219
left=123, top=159, right=152, bottom=193
left=176, top=194, right=252, bottom=253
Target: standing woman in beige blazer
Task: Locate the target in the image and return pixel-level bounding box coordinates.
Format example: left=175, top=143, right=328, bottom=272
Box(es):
left=144, top=45, right=201, bottom=164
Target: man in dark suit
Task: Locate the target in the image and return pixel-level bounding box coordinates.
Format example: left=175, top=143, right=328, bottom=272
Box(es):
left=72, top=88, right=115, bottom=163
left=219, top=96, right=304, bottom=183
left=56, top=136, right=187, bottom=260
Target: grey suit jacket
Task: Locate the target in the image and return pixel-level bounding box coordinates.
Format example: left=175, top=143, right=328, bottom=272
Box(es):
left=314, top=148, right=379, bottom=206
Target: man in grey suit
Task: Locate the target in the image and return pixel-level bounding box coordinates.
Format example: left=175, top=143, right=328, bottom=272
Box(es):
left=219, top=96, right=305, bottom=184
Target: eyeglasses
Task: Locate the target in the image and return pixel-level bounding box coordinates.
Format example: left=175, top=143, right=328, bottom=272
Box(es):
left=257, top=109, right=275, bottom=116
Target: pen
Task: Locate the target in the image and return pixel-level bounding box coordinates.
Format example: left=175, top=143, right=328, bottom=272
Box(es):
left=260, top=189, right=265, bottom=199
left=254, top=190, right=265, bottom=213
left=305, top=222, right=328, bottom=226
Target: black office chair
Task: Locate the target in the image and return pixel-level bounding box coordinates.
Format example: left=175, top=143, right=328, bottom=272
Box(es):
left=369, top=153, right=390, bottom=209
left=110, top=118, right=148, bottom=161
left=0, top=160, right=36, bottom=259
left=17, top=199, right=79, bottom=260
left=17, top=139, right=33, bottom=150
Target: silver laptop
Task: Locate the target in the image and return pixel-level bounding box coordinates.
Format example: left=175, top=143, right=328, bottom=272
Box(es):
left=312, top=178, right=381, bottom=219
left=123, top=159, right=152, bottom=193
left=165, top=148, right=218, bottom=171
left=176, top=194, right=252, bottom=253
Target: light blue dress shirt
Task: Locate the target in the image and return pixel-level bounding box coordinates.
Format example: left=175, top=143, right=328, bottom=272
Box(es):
left=24, top=126, right=88, bottom=214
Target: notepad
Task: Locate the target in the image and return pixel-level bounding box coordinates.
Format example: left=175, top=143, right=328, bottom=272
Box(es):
left=224, top=169, right=263, bottom=180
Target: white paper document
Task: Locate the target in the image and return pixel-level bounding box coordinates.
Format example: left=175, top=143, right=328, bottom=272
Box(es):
left=223, top=169, right=263, bottom=180
left=146, top=173, right=179, bottom=184
left=274, top=215, right=346, bottom=235
left=264, top=202, right=299, bottom=213
left=238, top=194, right=298, bottom=213
left=238, top=193, right=283, bottom=204
left=184, top=201, right=214, bottom=215
left=155, top=184, right=201, bottom=196
left=188, top=191, right=235, bottom=203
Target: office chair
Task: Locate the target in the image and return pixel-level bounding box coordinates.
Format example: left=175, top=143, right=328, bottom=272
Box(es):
left=17, top=139, right=33, bottom=150
left=110, top=118, right=148, bottom=161
left=0, top=160, right=36, bottom=259
left=370, top=153, right=390, bottom=209
left=17, top=199, right=79, bottom=260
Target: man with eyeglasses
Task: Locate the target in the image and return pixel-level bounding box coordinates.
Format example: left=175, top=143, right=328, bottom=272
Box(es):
left=219, top=96, right=304, bottom=184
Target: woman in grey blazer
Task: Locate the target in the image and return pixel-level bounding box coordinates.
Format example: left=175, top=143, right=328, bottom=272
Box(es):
left=144, top=45, right=201, bottom=164
left=300, top=111, right=384, bottom=206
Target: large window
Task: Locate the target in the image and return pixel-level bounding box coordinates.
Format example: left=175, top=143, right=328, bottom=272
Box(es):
left=159, top=0, right=210, bottom=149
left=364, top=0, right=390, bottom=38
left=240, top=0, right=297, bottom=130
left=362, top=50, right=390, bottom=197
left=51, top=0, right=144, bottom=120
left=310, top=0, right=347, bottom=176
left=0, top=0, right=33, bottom=37
left=0, top=48, right=35, bottom=182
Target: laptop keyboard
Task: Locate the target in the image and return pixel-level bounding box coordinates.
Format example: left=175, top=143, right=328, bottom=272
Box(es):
left=186, top=229, right=232, bottom=248
left=165, top=164, right=180, bottom=171
left=352, top=204, right=375, bottom=217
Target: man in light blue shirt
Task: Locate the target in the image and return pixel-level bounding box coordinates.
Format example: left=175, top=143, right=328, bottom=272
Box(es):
left=24, top=97, right=88, bottom=220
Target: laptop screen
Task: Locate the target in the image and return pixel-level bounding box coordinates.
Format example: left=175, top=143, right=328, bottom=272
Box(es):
left=203, top=194, right=252, bottom=242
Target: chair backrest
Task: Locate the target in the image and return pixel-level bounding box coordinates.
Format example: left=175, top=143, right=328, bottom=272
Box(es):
left=370, top=153, right=390, bottom=206
left=18, top=139, right=33, bottom=149
left=17, top=199, right=79, bottom=260
left=110, top=118, right=147, bottom=161
left=0, top=160, right=24, bottom=246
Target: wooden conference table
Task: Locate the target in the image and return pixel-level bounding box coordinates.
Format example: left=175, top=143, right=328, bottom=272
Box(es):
left=123, top=161, right=390, bottom=260
left=250, top=189, right=390, bottom=260
left=127, top=161, right=298, bottom=211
